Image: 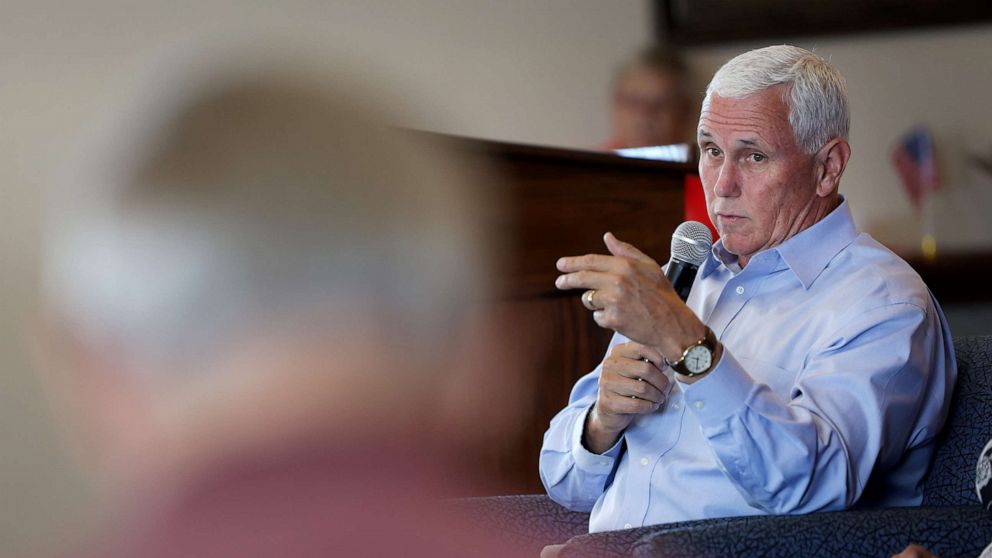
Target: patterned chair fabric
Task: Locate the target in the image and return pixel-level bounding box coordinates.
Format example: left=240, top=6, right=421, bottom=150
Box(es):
left=447, top=494, right=589, bottom=555
left=922, top=336, right=992, bottom=505
left=557, top=517, right=725, bottom=558
left=631, top=506, right=992, bottom=558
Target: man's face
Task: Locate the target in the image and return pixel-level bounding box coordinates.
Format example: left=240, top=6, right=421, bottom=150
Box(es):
left=612, top=66, right=687, bottom=148
left=696, top=86, right=819, bottom=263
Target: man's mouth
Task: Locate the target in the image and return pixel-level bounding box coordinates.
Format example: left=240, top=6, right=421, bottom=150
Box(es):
left=716, top=213, right=745, bottom=224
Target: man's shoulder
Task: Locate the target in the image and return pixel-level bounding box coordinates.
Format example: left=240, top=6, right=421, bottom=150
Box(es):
left=819, top=232, right=931, bottom=311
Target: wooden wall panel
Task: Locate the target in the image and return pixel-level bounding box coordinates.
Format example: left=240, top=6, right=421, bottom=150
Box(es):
left=421, top=134, right=691, bottom=494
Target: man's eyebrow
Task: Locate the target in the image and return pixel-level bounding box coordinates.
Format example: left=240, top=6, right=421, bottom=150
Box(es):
left=696, top=132, right=766, bottom=148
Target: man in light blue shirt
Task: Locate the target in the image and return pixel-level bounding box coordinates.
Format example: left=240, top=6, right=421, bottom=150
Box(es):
left=543, top=45, right=956, bottom=533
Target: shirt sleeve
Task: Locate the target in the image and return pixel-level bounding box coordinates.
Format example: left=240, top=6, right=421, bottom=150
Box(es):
left=539, top=333, right=627, bottom=512
left=678, top=301, right=950, bottom=514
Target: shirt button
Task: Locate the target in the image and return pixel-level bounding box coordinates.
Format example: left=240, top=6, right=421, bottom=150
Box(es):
left=640, top=457, right=649, bottom=466
left=694, top=400, right=705, bottom=410
left=624, top=523, right=633, bottom=529
left=736, top=286, right=745, bottom=295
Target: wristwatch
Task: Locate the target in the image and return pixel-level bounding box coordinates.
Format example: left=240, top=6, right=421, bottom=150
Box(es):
left=668, top=326, right=719, bottom=377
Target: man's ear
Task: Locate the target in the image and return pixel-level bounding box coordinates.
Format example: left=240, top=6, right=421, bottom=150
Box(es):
left=814, top=138, right=851, bottom=198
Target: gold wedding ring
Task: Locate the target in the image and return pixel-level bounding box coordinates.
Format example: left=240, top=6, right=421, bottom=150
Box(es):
left=581, top=289, right=598, bottom=311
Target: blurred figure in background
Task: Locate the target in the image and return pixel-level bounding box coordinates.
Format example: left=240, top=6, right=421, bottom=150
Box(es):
left=601, top=44, right=694, bottom=150
left=35, top=46, right=524, bottom=557
left=603, top=45, right=714, bottom=239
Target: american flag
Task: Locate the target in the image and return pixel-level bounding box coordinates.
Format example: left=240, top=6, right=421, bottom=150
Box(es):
left=891, top=125, right=941, bottom=210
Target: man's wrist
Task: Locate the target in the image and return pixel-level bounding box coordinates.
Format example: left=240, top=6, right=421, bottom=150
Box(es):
left=582, top=404, right=626, bottom=455
left=676, top=341, right=722, bottom=384
left=667, top=326, right=721, bottom=382
left=655, top=323, right=707, bottom=365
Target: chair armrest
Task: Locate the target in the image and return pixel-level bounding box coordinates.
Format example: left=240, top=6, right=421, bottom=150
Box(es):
left=447, top=494, right=590, bottom=553
left=556, top=516, right=744, bottom=558
left=630, top=506, right=992, bottom=558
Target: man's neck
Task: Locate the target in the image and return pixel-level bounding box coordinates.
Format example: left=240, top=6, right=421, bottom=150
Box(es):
left=737, top=195, right=841, bottom=268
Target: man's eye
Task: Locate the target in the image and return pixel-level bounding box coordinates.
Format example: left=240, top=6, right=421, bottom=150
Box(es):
left=749, top=153, right=766, bottom=162
left=706, top=147, right=722, bottom=158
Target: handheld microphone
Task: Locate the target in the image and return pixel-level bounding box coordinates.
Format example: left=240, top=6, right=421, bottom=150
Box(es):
left=666, top=221, right=714, bottom=302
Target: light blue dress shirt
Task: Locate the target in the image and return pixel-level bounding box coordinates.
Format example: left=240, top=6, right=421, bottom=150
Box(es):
left=540, top=200, right=956, bottom=533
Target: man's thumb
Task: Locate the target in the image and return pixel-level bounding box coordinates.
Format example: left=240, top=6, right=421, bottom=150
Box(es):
left=604, top=232, right=649, bottom=261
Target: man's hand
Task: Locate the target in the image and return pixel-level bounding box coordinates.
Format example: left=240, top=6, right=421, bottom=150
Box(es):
left=556, top=232, right=705, bottom=362
left=584, top=341, right=670, bottom=454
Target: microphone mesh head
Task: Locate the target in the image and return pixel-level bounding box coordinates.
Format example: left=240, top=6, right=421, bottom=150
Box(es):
left=671, top=221, right=713, bottom=265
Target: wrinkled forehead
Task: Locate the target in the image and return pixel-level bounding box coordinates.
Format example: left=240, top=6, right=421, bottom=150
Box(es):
left=696, top=88, right=794, bottom=147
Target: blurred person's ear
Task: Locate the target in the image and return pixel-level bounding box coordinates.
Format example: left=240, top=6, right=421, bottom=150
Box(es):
left=26, top=312, right=172, bottom=494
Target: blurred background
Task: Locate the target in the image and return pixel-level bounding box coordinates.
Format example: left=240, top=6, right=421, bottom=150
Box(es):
left=1, top=0, right=990, bottom=554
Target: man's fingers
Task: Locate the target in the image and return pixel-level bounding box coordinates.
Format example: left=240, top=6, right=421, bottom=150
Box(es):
left=604, top=232, right=652, bottom=263
left=604, top=344, right=671, bottom=394
left=614, top=361, right=669, bottom=395
left=556, top=253, right=618, bottom=273
left=607, top=378, right=663, bottom=404
left=611, top=342, right=665, bottom=367
left=602, top=390, right=659, bottom=414
left=555, top=270, right=612, bottom=291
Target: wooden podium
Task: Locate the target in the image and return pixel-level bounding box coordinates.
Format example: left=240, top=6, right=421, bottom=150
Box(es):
left=420, top=134, right=693, bottom=494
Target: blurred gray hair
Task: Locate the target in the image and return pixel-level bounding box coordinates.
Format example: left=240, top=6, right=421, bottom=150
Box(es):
left=703, top=45, right=849, bottom=154
left=44, top=52, right=498, bottom=371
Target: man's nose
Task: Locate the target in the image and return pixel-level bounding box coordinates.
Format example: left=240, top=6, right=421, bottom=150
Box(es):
left=713, top=162, right=740, bottom=198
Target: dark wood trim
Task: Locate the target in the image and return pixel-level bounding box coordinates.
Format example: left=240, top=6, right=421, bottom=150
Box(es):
left=413, top=130, right=692, bottom=172
left=655, top=0, right=992, bottom=46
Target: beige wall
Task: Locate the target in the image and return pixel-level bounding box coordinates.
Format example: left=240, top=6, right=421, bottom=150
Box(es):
left=683, top=25, right=992, bottom=253
left=2, top=1, right=990, bottom=553
left=0, top=1, right=652, bottom=553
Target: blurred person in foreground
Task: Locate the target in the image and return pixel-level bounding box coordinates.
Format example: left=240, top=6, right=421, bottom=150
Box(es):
left=601, top=45, right=694, bottom=150
left=35, top=48, right=525, bottom=557
left=544, top=45, right=956, bottom=537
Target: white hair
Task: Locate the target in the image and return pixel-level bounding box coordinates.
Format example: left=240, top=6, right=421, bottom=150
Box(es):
left=703, top=45, right=849, bottom=154
left=43, top=50, right=497, bottom=373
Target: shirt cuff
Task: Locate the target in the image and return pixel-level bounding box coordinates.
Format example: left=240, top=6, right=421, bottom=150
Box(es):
left=676, top=348, right=756, bottom=427
left=570, top=404, right=624, bottom=474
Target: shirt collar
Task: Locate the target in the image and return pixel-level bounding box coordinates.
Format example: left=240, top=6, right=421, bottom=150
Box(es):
left=699, top=197, right=859, bottom=289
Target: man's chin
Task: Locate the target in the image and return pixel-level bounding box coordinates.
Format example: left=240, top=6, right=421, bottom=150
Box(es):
left=719, top=237, right=752, bottom=259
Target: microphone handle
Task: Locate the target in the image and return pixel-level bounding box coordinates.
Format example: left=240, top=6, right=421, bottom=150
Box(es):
left=665, top=259, right=699, bottom=303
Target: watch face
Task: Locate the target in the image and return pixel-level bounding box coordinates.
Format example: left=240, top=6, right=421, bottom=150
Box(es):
left=685, top=345, right=712, bottom=374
